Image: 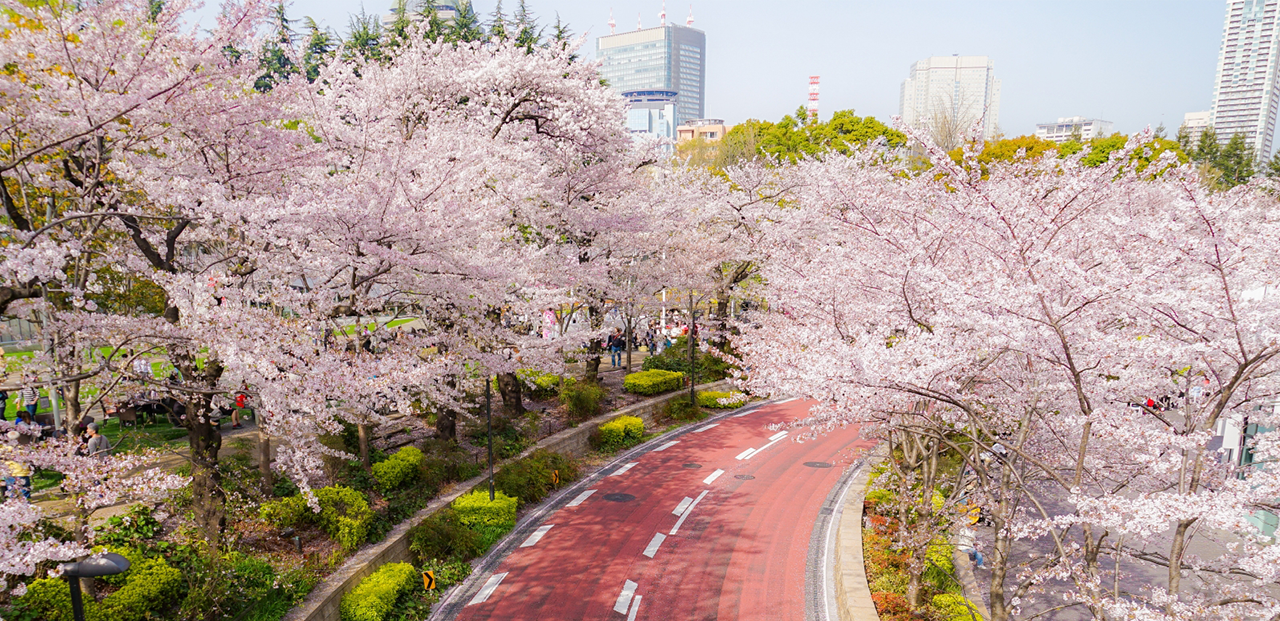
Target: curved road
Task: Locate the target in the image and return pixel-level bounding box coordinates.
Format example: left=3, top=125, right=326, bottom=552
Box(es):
left=437, top=399, right=872, bottom=621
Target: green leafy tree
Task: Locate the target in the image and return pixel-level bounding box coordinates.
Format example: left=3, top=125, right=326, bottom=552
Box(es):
left=1194, top=126, right=1220, bottom=163
left=513, top=0, right=540, bottom=51
left=693, top=108, right=905, bottom=168
left=1216, top=132, right=1255, bottom=187
left=344, top=9, right=382, bottom=62
left=254, top=1, right=297, bottom=92
left=382, top=0, right=415, bottom=53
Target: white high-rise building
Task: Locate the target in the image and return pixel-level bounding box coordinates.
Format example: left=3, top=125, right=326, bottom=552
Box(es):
left=1034, top=116, right=1114, bottom=143
left=899, top=55, right=1001, bottom=142
left=1209, top=0, right=1280, bottom=157
left=1182, top=111, right=1214, bottom=145
left=596, top=9, right=706, bottom=127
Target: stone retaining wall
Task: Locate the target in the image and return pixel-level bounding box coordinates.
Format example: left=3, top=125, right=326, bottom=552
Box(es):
left=283, top=379, right=730, bottom=621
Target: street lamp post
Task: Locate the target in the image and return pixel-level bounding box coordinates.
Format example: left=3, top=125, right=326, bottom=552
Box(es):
left=61, top=553, right=131, bottom=621
left=486, top=376, right=494, bottom=501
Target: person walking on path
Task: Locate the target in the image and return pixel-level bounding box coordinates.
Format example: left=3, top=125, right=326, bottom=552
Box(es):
left=18, top=382, right=38, bottom=422
left=85, top=423, right=110, bottom=458
left=608, top=328, right=624, bottom=368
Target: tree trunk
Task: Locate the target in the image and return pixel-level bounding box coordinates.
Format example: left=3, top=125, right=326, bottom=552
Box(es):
left=624, top=320, right=633, bottom=374
left=907, top=572, right=923, bottom=607
left=496, top=372, right=525, bottom=418
left=435, top=407, right=456, bottom=442
left=583, top=305, right=603, bottom=384
left=357, top=423, right=371, bottom=472
left=64, top=379, right=83, bottom=433
left=258, top=430, right=273, bottom=496
left=187, top=413, right=226, bottom=546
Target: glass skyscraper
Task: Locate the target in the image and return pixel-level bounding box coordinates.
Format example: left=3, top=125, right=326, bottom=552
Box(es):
left=1210, top=0, right=1280, bottom=156
left=596, top=24, right=706, bottom=126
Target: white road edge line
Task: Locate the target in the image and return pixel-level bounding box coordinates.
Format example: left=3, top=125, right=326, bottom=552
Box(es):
left=777, top=397, right=799, bottom=404
left=734, top=448, right=755, bottom=460
left=614, top=579, right=638, bottom=614
left=745, top=436, right=785, bottom=460
left=642, top=532, right=666, bottom=558
left=467, top=572, right=508, bottom=606
left=609, top=462, right=638, bottom=477
left=567, top=489, right=596, bottom=507
left=703, top=469, right=725, bottom=485
left=672, top=497, right=693, bottom=516
left=692, top=423, right=719, bottom=433
left=669, top=490, right=709, bottom=535
left=652, top=440, right=679, bottom=452
left=520, top=524, right=553, bottom=548
left=732, top=408, right=756, bottom=418
left=769, top=430, right=789, bottom=441
left=627, top=594, right=643, bottom=621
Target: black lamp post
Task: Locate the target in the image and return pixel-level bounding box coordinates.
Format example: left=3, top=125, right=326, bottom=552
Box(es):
left=486, top=376, right=494, bottom=501
left=61, top=553, right=131, bottom=621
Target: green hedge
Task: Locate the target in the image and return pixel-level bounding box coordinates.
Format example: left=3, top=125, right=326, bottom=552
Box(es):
left=409, top=507, right=484, bottom=563
left=696, top=390, right=747, bottom=409
left=373, top=446, right=425, bottom=493
left=623, top=370, right=684, bottom=395
left=932, top=593, right=985, bottom=621
left=21, top=552, right=183, bottom=621
left=453, top=490, right=517, bottom=528
left=518, top=369, right=563, bottom=398
left=259, top=485, right=373, bottom=551
left=494, top=449, right=580, bottom=505
left=339, top=562, right=417, bottom=621
left=559, top=378, right=604, bottom=421
left=598, top=415, right=644, bottom=451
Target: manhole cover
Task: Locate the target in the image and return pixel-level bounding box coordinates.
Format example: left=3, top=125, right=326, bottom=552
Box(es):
left=602, top=493, right=636, bottom=502
left=682, top=463, right=702, bottom=469
left=804, top=462, right=833, bottom=468
left=734, top=475, right=755, bottom=480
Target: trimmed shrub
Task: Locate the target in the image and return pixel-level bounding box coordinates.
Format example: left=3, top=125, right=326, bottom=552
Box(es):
left=494, top=450, right=579, bottom=505
left=453, top=490, right=517, bottom=528
left=339, top=562, right=417, bottom=621
left=373, top=446, right=425, bottom=493
left=409, top=507, right=484, bottom=563
left=661, top=397, right=705, bottom=423
left=696, top=390, right=747, bottom=409
left=559, top=378, right=604, bottom=421
left=419, top=440, right=482, bottom=488
left=597, top=415, right=644, bottom=451
left=20, top=552, right=183, bottom=621
left=623, top=370, right=684, bottom=395
left=518, top=369, right=563, bottom=398
left=259, top=486, right=373, bottom=551
left=421, top=557, right=472, bottom=589
left=932, top=593, right=985, bottom=621
left=641, top=336, right=734, bottom=381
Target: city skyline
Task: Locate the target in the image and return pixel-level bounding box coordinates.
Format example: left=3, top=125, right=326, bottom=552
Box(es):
left=198, top=0, right=1223, bottom=138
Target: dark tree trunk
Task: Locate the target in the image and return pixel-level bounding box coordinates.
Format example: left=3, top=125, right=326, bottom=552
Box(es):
left=582, top=305, right=604, bottom=384
left=496, top=372, right=525, bottom=418
left=357, top=423, right=371, bottom=472
left=435, top=407, right=456, bottom=442
left=188, top=413, right=226, bottom=546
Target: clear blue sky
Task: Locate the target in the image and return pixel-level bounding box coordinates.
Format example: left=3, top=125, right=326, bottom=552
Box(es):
left=236, top=0, right=1225, bottom=136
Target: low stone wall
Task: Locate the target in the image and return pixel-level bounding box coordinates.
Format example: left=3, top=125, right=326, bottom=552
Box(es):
left=834, top=447, right=885, bottom=621
left=284, top=379, right=730, bottom=621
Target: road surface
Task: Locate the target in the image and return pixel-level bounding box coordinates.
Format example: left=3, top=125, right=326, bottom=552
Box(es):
left=438, top=398, right=872, bottom=621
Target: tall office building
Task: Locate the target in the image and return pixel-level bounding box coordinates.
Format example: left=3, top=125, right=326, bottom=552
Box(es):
left=596, top=11, right=706, bottom=126
left=1182, top=111, right=1214, bottom=145
left=1034, top=116, right=1114, bottom=143
left=623, top=90, right=679, bottom=144
left=899, top=55, right=1001, bottom=141
left=1209, top=0, right=1280, bottom=157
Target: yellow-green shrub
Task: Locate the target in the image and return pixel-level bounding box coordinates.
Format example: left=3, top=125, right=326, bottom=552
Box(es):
left=259, top=486, right=373, bottom=551
left=372, top=446, right=425, bottom=493
left=452, top=490, right=517, bottom=528
left=20, top=553, right=183, bottom=621
left=623, top=370, right=684, bottom=395
left=597, top=415, right=644, bottom=451
left=932, top=593, right=984, bottom=620
left=339, top=562, right=417, bottom=621
left=696, top=391, right=747, bottom=409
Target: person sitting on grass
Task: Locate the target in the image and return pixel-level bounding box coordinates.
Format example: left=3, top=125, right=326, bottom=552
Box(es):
left=2, top=430, right=32, bottom=500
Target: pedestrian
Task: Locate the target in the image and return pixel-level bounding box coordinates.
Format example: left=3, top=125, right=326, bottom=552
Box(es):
left=0, top=388, right=7, bottom=421
left=957, top=526, right=984, bottom=568
left=232, top=384, right=250, bottom=430
left=18, top=381, right=38, bottom=422
left=3, top=431, right=32, bottom=500
left=85, top=423, right=110, bottom=458
left=608, top=328, right=623, bottom=367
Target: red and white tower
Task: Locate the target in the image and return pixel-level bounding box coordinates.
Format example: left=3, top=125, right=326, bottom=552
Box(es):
left=659, top=0, right=666, bottom=25
left=808, top=76, right=821, bottom=121
left=608, top=9, right=616, bottom=34
left=686, top=5, right=694, bottom=27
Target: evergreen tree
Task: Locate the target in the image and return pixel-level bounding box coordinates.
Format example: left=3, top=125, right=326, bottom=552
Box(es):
left=488, top=0, right=508, bottom=40
left=1216, top=132, right=1256, bottom=187
left=1175, top=124, right=1193, bottom=155
left=418, top=1, right=448, bottom=42
left=449, top=0, right=485, bottom=42
left=344, top=9, right=382, bottom=62
left=383, top=0, right=415, bottom=52
left=255, top=1, right=298, bottom=92
left=550, top=13, right=577, bottom=61
left=1195, top=127, right=1219, bottom=163
left=513, top=0, right=541, bottom=51
left=302, top=16, right=337, bottom=82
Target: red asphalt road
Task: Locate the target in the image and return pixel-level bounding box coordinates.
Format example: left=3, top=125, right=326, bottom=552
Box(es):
left=453, top=399, right=873, bottom=621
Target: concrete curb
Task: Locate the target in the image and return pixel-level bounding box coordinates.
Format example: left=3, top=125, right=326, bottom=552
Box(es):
left=833, top=445, right=886, bottom=621
left=951, top=548, right=991, bottom=620
left=282, top=379, right=732, bottom=621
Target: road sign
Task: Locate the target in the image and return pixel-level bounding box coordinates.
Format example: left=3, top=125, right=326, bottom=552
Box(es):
left=552, top=470, right=560, bottom=486
left=423, top=570, right=436, bottom=590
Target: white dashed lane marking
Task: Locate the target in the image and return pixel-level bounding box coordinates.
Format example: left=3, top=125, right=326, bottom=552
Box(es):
left=567, top=489, right=596, bottom=507
left=467, top=572, right=508, bottom=606
left=520, top=525, right=553, bottom=548
left=609, top=462, right=638, bottom=476
left=642, top=532, right=666, bottom=558
left=614, top=580, right=639, bottom=614
left=703, top=469, right=724, bottom=485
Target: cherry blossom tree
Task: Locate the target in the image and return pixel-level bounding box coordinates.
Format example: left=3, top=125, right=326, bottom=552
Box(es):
left=734, top=130, right=1280, bottom=619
